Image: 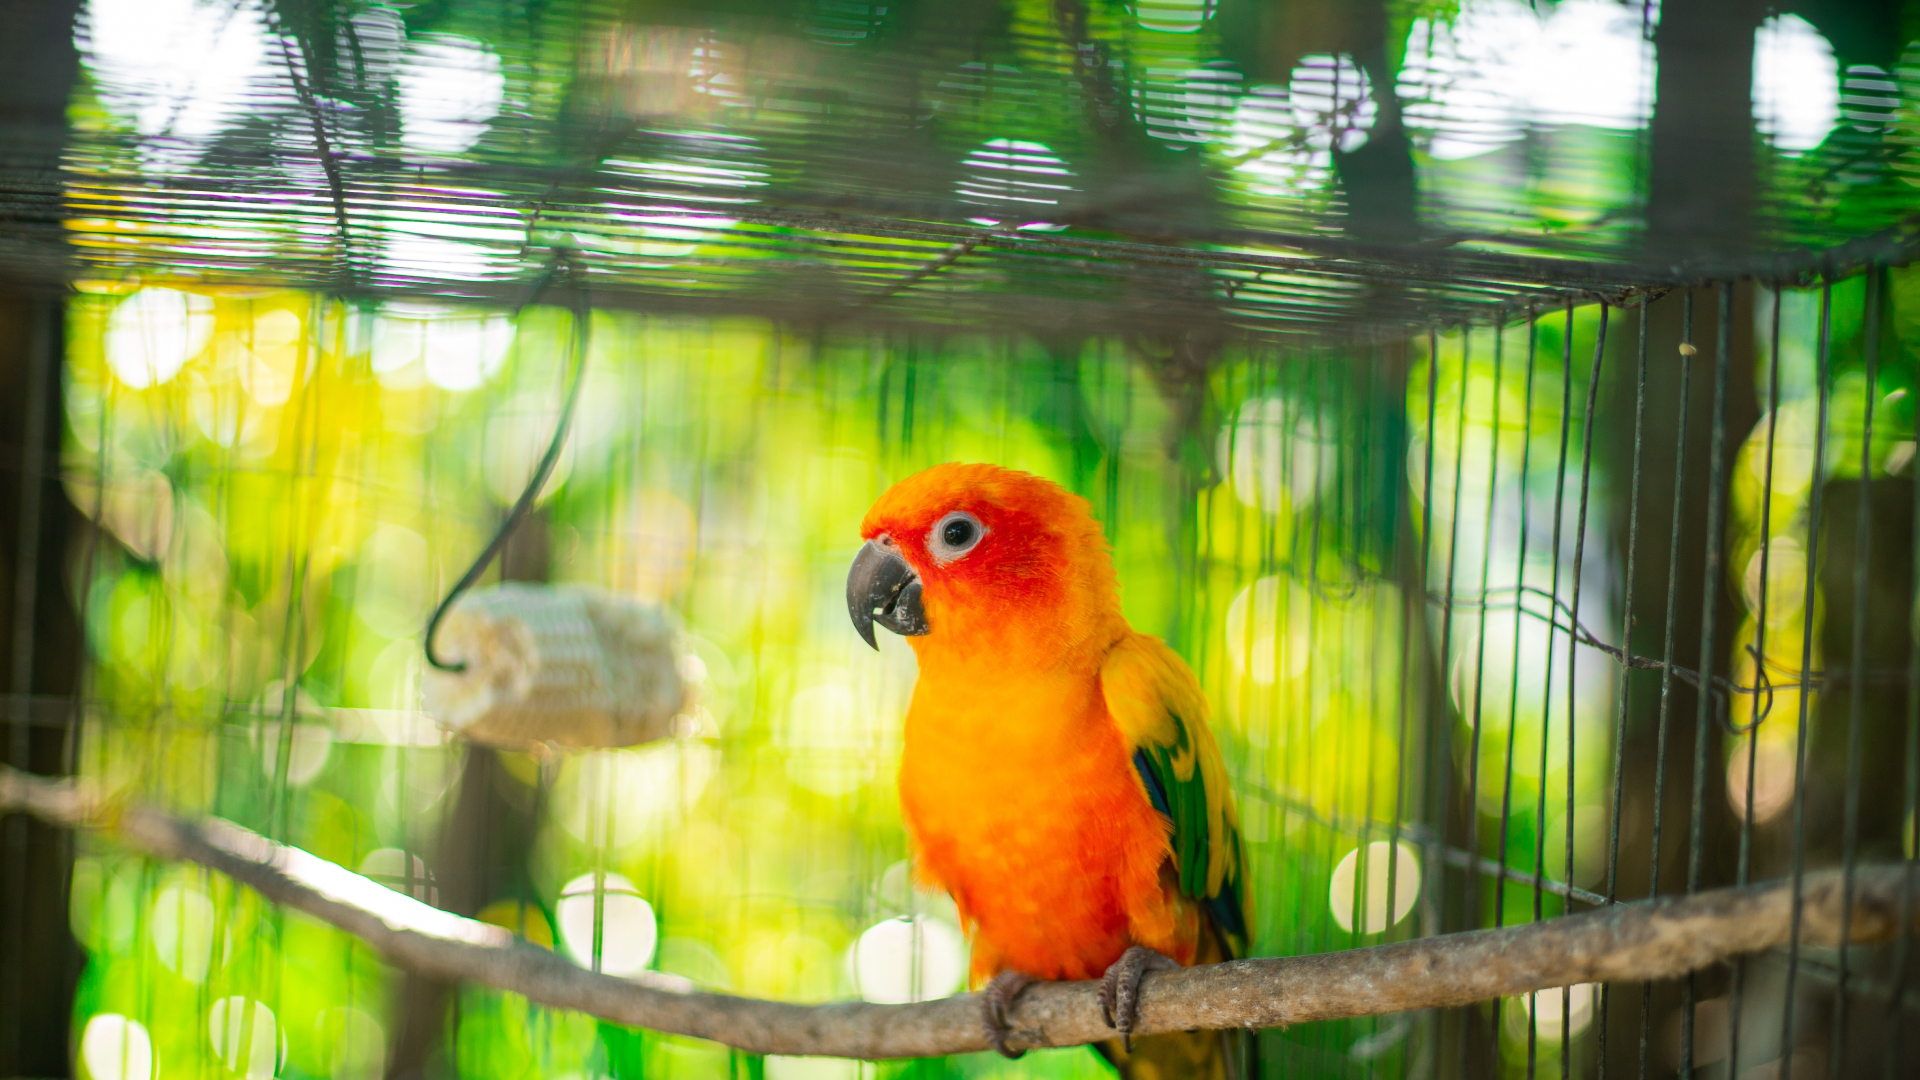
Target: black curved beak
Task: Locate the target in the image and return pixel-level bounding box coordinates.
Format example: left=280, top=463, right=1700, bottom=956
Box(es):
left=847, top=540, right=929, bottom=650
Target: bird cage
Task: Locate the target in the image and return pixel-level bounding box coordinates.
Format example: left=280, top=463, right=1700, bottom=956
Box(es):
left=3, top=3, right=1920, bottom=1080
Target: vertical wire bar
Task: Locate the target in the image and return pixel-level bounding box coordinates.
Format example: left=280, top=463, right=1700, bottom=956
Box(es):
left=1302, top=352, right=1335, bottom=1071
left=1680, top=282, right=1735, bottom=1078
left=1830, top=268, right=1881, bottom=1078
left=68, top=296, right=110, bottom=871
left=592, top=758, right=608, bottom=975
left=1408, top=326, right=1441, bottom=1078
left=6, top=300, right=48, bottom=757
left=1462, top=319, right=1504, bottom=1070
left=1277, top=359, right=1313, bottom=1071
left=270, top=295, right=324, bottom=843
left=1351, top=343, right=1390, bottom=1079
left=1286, top=356, right=1316, bottom=994
left=1493, top=311, right=1542, bottom=1063
left=1390, top=349, right=1420, bottom=960
left=1889, top=286, right=1920, bottom=1080
left=1600, top=295, right=1650, bottom=1080
left=3, top=297, right=52, bottom=1071
left=1438, top=325, right=1474, bottom=1067
left=1729, top=283, right=1786, bottom=1080
left=1390, top=342, right=1420, bottom=1060
left=1641, top=291, right=1696, bottom=1080
left=1563, top=301, right=1610, bottom=1080
left=1530, top=297, right=1579, bottom=1080
left=1780, top=281, right=1835, bottom=1065
left=1308, top=354, right=1332, bottom=956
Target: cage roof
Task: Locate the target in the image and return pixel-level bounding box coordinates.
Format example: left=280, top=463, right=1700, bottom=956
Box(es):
left=9, top=0, right=1920, bottom=340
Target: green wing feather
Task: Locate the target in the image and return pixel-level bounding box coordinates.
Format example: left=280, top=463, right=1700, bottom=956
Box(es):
left=1101, top=634, right=1249, bottom=959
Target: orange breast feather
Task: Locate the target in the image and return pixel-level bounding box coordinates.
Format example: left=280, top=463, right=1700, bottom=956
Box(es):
left=898, top=656, right=1200, bottom=984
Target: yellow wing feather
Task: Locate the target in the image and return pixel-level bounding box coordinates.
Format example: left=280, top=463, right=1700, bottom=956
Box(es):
left=1100, top=633, right=1248, bottom=955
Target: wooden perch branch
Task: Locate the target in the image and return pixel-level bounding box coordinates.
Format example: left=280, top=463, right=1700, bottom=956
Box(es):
left=3, top=762, right=1915, bottom=1059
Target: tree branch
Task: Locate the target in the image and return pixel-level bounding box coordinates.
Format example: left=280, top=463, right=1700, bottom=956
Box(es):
left=3, top=762, right=1914, bottom=1059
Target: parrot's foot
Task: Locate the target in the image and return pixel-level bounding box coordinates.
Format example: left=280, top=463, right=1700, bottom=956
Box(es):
left=980, top=969, right=1035, bottom=1060
left=1098, top=946, right=1180, bottom=1052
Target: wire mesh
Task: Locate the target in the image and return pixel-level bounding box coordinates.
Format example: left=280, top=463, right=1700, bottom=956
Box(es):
left=7, top=4, right=1920, bottom=1079
left=0, top=262, right=1906, bottom=1080
left=7, top=0, right=1919, bottom=345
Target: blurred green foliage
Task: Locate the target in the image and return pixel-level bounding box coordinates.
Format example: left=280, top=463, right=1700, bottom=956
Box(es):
left=66, top=260, right=1831, bottom=1078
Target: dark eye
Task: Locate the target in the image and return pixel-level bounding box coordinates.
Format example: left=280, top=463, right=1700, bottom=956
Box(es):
left=927, top=511, right=986, bottom=563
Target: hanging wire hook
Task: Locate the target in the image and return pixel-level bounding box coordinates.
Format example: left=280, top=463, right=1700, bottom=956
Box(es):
left=423, top=250, right=591, bottom=672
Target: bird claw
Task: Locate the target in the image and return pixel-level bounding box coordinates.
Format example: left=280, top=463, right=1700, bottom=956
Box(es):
left=980, top=969, right=1035, bottom=1060
left=1098, top=946, right=1180, bottom=1052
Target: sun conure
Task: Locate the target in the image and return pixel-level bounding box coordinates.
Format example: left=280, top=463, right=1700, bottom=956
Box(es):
left=847, top=463, right=1249, bottom=1079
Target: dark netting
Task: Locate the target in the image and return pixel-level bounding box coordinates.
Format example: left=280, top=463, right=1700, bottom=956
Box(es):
left=1, top=0, right=1916, bottom=338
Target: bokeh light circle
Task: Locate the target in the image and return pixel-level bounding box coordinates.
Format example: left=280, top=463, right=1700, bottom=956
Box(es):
left=851, top=915, right=966, bottom=1004
left=1505, top=982, right=1597, bottom=1042
left=208, top=997, right=284, bottom=1079
left=150, top=882, right=217, bottom=982
left=1328, top=841, right=1421, bottom=934
left=556, top=872, right=658, bottom=976
left=106, top=288, right=214, bottom=389
left=80, top=1014, right=155, bottom=1080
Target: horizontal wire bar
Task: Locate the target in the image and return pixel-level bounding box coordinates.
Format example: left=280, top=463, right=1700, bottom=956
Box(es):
left=1240, top=781, right=1609, bottom=907
left=1421, top=584, right=1859, bottom=736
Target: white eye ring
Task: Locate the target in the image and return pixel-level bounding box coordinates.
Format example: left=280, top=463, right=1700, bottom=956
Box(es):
left=926, top=511, right=986, bottom=564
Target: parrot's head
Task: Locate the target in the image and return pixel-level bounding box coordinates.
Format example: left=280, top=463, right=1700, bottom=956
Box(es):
left=847, top=463, right=1124, bottom=663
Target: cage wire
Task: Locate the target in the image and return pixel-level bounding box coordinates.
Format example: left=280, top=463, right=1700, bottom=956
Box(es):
left=11, top=264, right=1916, bottom=1080
left=6, top=3, right=1920, bottom=1080
left=11, top=0, right=1919, bottom=341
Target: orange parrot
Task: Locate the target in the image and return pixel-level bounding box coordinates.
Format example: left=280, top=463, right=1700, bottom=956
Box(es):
left=847, top=463, right=1248, bottom=1079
